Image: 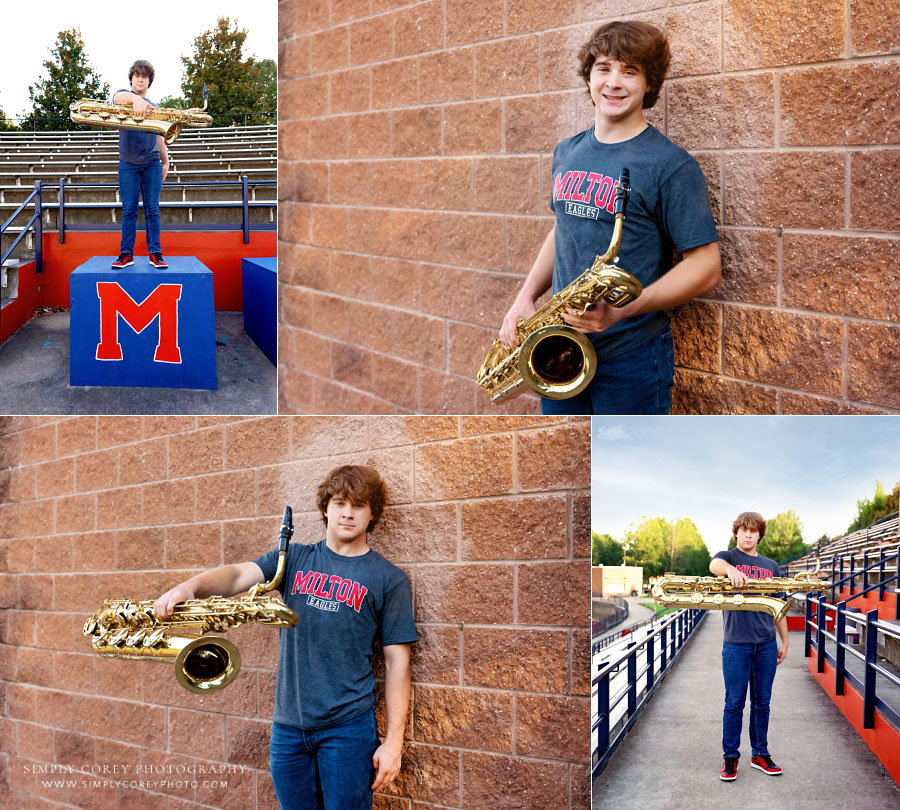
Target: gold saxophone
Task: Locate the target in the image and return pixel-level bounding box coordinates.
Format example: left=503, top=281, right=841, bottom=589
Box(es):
left=83, top=507, right=297, bottom=693
left=651, top=560, right=829, bottom=623
left=69, top=85, right=212, bottom=145
left=477, top=168, right=642, bottom=403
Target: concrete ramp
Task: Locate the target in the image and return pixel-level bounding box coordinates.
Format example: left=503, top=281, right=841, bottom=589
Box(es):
left=593, top=616, right=900, bottom=809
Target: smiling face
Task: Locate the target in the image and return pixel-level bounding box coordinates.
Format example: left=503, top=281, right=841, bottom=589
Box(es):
left=589, top=56, right=649, bottom=124
left=735, top=526, right=761, bottom=555
left=325, top=495, right=373, bottom=547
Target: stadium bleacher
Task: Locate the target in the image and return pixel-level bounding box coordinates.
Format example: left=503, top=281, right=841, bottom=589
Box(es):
left=0, top=124, right=276, bottom=259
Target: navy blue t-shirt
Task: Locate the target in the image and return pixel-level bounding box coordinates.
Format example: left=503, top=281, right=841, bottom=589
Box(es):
left=253, top=539, right=418, bottom=730
left=112, top=89, right=160, bottom=164
left=712, top=548, right=783, bottom=644
left=549, top=124, right=719, bottom=361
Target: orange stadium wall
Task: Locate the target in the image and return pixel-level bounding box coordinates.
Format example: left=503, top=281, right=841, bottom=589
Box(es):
left=0, top=231, right=276, bottom=347
left=0, top=261, right=39, bottom=346
left=0, top=415, right=590, bottom=810
left=809, top=657, right=900, bottom=786
left=278, top=0, right=900, bottom=415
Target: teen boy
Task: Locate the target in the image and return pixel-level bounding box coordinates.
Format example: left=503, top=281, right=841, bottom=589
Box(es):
left=154, top=465, right=417, bottom=810
left=710, top=512, right=788, bottom=781
left=111, top=60, right=169, bottom=269
left=500, top=21, right=721, bottom=415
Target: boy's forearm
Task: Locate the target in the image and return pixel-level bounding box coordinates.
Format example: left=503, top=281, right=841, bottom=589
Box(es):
left=619, top=241, right=721, bottom=319
left=775, top=617, right=789, bottom=644
left=185, top=564, right=248, bottom=599
left=113, top=90, right=145, bottom=105
left=382, top=650, right=411, bottom=744
left=709, top=558, right=731, bottom=576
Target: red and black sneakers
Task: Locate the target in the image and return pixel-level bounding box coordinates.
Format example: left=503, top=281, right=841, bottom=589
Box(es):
left=111, top=253, right=134, bottom=268
left=149, top=253, right=169, bottom=269
left=720, top=758, right=738, bottom=781
left=751, top=754, right=782, bottom=775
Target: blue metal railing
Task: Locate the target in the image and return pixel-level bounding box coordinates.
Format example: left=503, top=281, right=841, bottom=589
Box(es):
left=804, top=593, right=900, bottom=731
left=1, top=181, right=42, bottom=269
left=592, top=608, right=706, bottom=779
left=592, top=596, right=628, bottom=638
left=593, top=608, right=673, bottom=654
left=1, top=176, right=276, bottom=269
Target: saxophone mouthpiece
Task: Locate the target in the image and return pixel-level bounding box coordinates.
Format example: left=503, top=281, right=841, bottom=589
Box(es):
left=279, top=506, right=294, bottom=552
left=614, top=168, right=630, bottom=218
left=203, top=84, right=208, bottom=100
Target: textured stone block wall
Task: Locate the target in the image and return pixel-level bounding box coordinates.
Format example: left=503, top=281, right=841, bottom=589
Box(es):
left=0, top=415, right=590, bottom=809
left=278, top=0, right=899, bottom=414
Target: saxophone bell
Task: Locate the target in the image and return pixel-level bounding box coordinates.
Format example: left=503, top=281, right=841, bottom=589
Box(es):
left=174, top=636, right=240, bottom=694
left=518, top=324, right=597, bottom=400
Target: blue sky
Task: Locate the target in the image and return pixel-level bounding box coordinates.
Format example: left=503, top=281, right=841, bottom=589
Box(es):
left=592, top=416, right=900, bottom=554
left=1, top=2, right=276, bottom=118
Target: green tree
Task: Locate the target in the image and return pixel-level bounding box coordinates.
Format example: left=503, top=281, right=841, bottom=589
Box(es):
left=625, top=517, right=711, bottom=578
left=180, top=17, right=271, bottom=125
left=758, top=509, right=808, bottom=562
left=158, top=94, right=186, bottom=109
left=847, top=481, right=900, bottom=533
left=25, top=28, right=109, bottom=131
left=592, top=532, right=623, bottom=566
left=250, top=58, right=277, bottom=115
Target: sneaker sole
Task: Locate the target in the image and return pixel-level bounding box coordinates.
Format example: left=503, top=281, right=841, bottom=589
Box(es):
left=719, top=773, right=737, bottom=781
left=750, top=762, right=781, bottom=775
left=112, top=262, right=134, bottom=268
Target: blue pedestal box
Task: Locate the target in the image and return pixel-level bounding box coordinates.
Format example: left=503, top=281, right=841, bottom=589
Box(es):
left=242, top=257, right=276, bottom=365
left=70, top=256, right=217, bottom=389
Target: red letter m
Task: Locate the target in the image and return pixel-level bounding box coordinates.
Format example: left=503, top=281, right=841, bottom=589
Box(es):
left=96, top=282, right=183, bottom=363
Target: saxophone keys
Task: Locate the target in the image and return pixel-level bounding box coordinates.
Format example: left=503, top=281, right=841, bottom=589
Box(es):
left=712, top=593, right=726, bottom=604
left=145, top=628, right=167, bottom=648
left=107, top=628, right=130, bottom=647
left=690, top=591, right=704, bottom=603
left=126, top=629, right=147, bottom=647
left=733, top=594, right=745, bottom=605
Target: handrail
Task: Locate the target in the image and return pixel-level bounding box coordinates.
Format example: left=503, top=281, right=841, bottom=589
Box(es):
left=592, top=608, right=705, bottom=779
left=1, top=181, right=41, bottom=269
left=1, top=176, right=277, bottom=258
left=804, top=593, right=900, bottom=731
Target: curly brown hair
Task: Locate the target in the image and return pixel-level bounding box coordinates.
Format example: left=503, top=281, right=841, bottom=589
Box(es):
left=732, top=512, right=767, bottom=540
left=577, top=21, right=670, bottom=109
left=128, top=60, right=155, bottom=87
left=316, top=465, right=387, bottom=532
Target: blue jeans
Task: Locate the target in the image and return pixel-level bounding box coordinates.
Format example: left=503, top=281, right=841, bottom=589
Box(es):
left=119, top=159, right=162, bottom=254
left=540, top=329, right=674, bottom=415
left=721, top=639, right=778, bottom=759
left=270, top=711, right=379, bottom=810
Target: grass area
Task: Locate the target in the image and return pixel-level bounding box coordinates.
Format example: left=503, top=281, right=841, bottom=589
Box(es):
left=639, top=601, right=680, bottom=617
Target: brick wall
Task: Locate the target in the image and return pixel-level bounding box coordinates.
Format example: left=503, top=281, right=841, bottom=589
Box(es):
left=278, top=0, right=900, bottom=414
left=0, top=415, right=590, bottom=810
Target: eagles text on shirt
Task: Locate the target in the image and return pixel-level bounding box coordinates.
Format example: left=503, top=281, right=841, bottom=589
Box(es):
left=291, top=569, right=369, bottom=613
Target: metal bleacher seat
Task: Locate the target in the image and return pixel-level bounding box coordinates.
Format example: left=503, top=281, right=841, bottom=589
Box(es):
left=0, top=125, right=277, bottom=261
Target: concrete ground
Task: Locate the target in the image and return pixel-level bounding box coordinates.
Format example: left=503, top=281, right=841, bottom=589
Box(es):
left=593, top=615, right=900, bottom=810
left=0, top=310, right=276, bottom=414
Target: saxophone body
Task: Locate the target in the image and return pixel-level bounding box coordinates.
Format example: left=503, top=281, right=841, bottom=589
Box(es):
left=477, top=168, right=642, bottom=404
left=651, top=563, right=829, bottom=623
left=83, top=507, right=297, bottom=693
left=69, top=89, right=212, bottom=145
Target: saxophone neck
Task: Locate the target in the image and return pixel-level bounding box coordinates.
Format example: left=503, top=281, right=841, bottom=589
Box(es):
left=593, top=168, right=630, bottom=267
left=253, top=506, right=293, bottom=595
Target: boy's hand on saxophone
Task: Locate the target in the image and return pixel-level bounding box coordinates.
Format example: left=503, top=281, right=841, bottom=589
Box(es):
left=154, top=583, right=196, bottom=619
